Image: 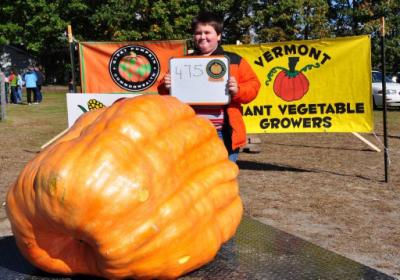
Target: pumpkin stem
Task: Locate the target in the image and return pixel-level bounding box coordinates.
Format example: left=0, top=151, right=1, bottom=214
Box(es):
left=288, top=57, right=299, bottom=73
left=265, top=66, right=287, bottom=86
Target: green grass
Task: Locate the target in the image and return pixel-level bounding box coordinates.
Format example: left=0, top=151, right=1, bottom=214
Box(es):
left=0, top=92, right=68, bottom=149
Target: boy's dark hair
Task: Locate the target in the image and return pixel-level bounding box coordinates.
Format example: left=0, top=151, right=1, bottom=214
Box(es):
left=191, top=11, right=224, bottom=35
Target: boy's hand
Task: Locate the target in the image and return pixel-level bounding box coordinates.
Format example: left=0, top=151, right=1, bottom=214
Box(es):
left=228, top=76, right=238, bottom=96
left=164, top=74, right=171, bottom=90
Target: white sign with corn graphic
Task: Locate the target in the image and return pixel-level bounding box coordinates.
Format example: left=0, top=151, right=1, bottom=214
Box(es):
left=66, top=93, right=141, bottom=127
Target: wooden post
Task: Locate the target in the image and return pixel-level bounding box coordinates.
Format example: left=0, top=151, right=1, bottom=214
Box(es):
left=0, top=71, right=6, bottom=121
left=68, top=25, right=77, bottom=93
left=41, top=128, right=69, bottom=149
left=380, top=17, right=389, bottom=182
left=351, top=132, right=381, bottom=152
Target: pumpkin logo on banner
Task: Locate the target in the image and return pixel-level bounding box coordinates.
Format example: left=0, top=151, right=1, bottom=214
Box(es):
left=109, top=45, right=160, bottom=92
left=265, top=57, right=320, bottom=102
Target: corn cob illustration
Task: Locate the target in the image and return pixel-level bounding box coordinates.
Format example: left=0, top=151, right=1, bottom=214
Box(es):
left=77, top=99, right=106, bottom=113
left=87, top=99, right=105, bottom=110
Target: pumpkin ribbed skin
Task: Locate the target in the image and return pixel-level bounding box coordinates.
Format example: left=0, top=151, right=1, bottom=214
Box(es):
left=6, top=95, right=242, bottom=279
left=273, top=71, right=309, bottom=101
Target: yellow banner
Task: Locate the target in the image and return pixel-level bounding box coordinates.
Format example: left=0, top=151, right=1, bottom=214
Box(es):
left=224, top=35, right=373, bottom=133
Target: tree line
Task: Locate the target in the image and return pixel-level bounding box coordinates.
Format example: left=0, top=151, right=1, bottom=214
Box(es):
left=0, top=0, right=399, bottom=83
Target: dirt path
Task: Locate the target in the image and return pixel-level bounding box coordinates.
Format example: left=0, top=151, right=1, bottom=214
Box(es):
left=238, top=132, right=400, bottom=278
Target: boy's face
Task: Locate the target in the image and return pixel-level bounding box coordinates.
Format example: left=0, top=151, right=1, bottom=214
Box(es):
left=193, top=23, right=221, bottom=55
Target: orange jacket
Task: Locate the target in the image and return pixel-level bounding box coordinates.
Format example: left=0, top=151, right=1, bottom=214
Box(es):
left=158, top=46, right=260, bottom=150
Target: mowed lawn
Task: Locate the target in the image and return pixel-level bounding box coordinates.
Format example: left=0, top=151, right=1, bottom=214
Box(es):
left=1, top=90, right=68, bottom=150
left=0, top=90, right=68, bottom=228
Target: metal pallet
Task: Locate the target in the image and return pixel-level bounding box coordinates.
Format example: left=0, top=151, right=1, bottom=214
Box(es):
left=0, top=217, right=395, bottom=280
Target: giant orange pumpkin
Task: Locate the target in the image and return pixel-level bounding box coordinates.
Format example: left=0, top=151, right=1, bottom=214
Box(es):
left=6, top=95, right=242, bottom=279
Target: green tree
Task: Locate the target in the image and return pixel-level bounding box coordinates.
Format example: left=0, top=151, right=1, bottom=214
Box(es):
left=1, top=0, right=399, bottom=80
left=252, top=0, right=301, bottom=42
left=252, top=0, right=330, bottom=42
left=295, top=0, right=330, bottom=40
left=189, top=0, right=256, bottom=44
left=88, top=0, right=198, bottom=41
left=367, top=0, right=400, bottom=75
left=327, top=0, right=400, bottom=74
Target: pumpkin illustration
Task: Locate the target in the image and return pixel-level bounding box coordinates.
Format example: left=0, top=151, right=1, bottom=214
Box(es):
left=210, top=62, right=222, bottom=75
left=265, top=57, right=320, bottom=102
left=273, top=69, right=309, bottom=102
left=6, top=95, right=242, bottom=279
left=118, top=51, right=151, bottom=82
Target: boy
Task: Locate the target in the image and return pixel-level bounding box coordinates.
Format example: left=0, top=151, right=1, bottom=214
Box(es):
left=158, top=12, right=260, bottom=162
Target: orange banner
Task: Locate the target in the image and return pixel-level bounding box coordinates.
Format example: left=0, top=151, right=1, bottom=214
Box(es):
left=79, top=40, right=187, bottom=93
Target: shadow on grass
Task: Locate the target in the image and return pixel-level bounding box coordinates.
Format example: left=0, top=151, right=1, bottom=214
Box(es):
left=23, top=149, right=40, bottom=154
left=237, top=160, right=376, bottom=182
left=237, top=160, right=311, bottom=172
left=266, top=142, right=376, bottom=152
left=373, top=132, right=400, bottom=140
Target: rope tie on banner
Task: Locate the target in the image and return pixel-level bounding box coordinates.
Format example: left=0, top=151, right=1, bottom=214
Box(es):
left=372, top=132, right=391, bottom=165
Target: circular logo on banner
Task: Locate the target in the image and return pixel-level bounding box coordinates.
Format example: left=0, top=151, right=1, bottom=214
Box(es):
left=109, top=45, right=160, bottom=91
left=206, top=59, right=227, bottom=79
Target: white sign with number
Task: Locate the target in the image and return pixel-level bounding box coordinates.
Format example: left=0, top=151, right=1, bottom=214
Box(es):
left=170, top=56, right=230, bottom=105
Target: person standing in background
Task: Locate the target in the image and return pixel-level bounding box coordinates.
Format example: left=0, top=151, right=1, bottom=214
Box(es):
left=8, top=69, right=18, bottom=104
left=34, top=66, right=45, bottom=103
left=17, top=71, right=23, bottom=103
left=23, top=66, right=38, bottom=105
